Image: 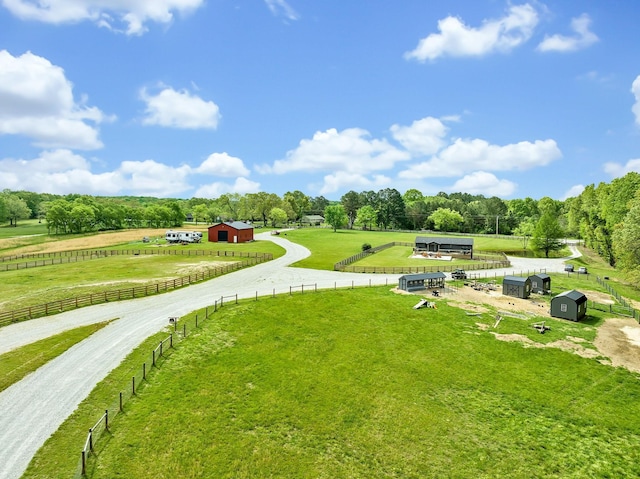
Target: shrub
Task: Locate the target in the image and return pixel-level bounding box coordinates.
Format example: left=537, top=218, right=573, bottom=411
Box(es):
left=362, top=243, right=372, bottom=252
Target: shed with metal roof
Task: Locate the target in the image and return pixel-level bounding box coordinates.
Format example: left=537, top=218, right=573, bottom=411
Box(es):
left=208, top=221, right=254, bottom=243
left=398, top=272, right=446, bottom=292
left=551, top=290, right=587, bottom=321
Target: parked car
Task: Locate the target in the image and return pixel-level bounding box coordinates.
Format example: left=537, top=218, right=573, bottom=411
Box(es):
left=451, top=268, right=467, bottom=280
left=564, top=264, right=574, bottom=272
left=578, top=266, right=588, bottom=274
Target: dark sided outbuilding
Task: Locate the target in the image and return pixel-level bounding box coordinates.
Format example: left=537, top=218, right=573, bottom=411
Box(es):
left=208, top=221, right=254, bottom=243
left=414, top=236, right=474, bottom=258
left=502, top=275, right=532, bottom=299
left=551, top=290, right=587, bottom=321
left=529, top=273, right=551, bottom=294
left=398, top=272, right=446, bottom=292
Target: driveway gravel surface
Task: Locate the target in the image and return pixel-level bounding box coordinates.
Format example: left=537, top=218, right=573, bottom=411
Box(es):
left=0, top=234, right=581, bottom=479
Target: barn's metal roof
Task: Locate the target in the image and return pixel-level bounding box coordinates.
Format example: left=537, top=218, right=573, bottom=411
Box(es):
left=415, top=236, right=474, bottom=246
left=209, top=221, right=253, bottom=230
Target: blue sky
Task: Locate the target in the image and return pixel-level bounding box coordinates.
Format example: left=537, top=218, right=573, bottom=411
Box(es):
left=0, top=0, right=639, bottom=201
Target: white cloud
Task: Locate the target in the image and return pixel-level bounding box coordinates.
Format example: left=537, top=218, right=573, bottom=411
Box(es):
left=2, top=0, right=204, bottom=35
left=398, top=138, right=561, bottom=179
left=561, top=184, right=585, bottom=200
left=140, top=86, right=221, bottom=129
left=194, top=177, right=260, bottom=198
left=318, top=172, right=391, bottom=195
left=117, top=159, right=192, bottom=196
left=404, top=4, right=538, bottom=61
left=264, top=0, right=298, bottom=21
left=537, top=14, right=598, bottom=52
left=195, top=152, right=250, bottom=177
left=632, top=75, right=640, bottom=126
left=603, top=159, right=640, bottom=178
left=0, top=148, right=258, bottom=197
left=448, top=171, right=516, bottom=196
left=267, top=127, right=410, bottom=175
left=0, top=50, right=109, bottom=150
left=0, top=150, right=122, bottom=194
left=390, top=117, right=448, bottom=156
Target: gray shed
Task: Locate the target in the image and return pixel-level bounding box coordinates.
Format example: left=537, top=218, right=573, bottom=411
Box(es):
left=502, top=275, right=531, bottom=299
left=551, top=290, right=587, bottom=322
left=398, top=272, right=446, bottom=292
left=529, top=273, right=551, bottom=294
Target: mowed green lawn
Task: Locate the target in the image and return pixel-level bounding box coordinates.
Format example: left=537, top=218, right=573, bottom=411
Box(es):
left=0, top=240, right=284, bottom=313
left=282, top=228, right=549, bottom=270
left=60, top=288, right=640, bottom=479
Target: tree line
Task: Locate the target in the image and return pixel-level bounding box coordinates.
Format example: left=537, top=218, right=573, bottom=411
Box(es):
left=3, top=174, right=640, bottom=274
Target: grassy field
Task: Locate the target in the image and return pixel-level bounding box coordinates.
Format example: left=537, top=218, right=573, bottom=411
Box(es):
left=23, top=286, right=640, bottom=479
left=0, top=321, right=112, bottom=392
left=282, top=228, right=565, bottom=270
left=0, top=239, right=284, bottom=313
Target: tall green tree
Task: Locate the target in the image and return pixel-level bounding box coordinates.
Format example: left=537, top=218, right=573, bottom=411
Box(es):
left=428, top=208, right=463, bottom=232
left=354, top=205, right=377, bottom=230
left=268, top=207, right=288, bottom=227
left=375, top=188, right=405, bottom=230
left=531, top=212, right=564, bottom=258
left=613, top=195, right=640, bottom=281
left=284, top=190, right=310, bottom=224
left=324, top=204, right=348, bottom=232
left=4, top=195, right=31, bottom=227
left=340, top=190, right=362, bottom=229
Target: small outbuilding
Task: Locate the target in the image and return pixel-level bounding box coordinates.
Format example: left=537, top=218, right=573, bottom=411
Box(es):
left=529, top=273, right=551, bottom=294
left=398, top=272, right=446, bottom=292
left=551, top=290, right=587, bottom=322
left=502, top=275, right=531, bottom=299
left=300, top=215, right=325, bottom=226
left=208, top=221, right=254, bottom=243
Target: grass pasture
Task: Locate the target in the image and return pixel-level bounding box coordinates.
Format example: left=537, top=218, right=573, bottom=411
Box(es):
left=0, top=321, right=112, bottom=393
left=282, top=228, right=561, bottom=270
left=27, top=287, right=640, bottom=479
left=0, top=240, right=284, bottom=314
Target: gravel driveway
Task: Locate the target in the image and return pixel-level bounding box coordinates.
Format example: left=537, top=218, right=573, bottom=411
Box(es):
left=0, top=234, right=580, bottom=479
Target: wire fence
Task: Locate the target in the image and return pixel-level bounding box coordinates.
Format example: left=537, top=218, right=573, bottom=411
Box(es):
left=74, top=278, right=413, bottom=477
left=0, top=253, right=272, bottom=327
left=595, top=276, right=639, bottom=320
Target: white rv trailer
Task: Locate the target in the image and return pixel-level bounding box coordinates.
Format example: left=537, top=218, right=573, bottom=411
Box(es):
left=165, top=230, right=202, bottom=243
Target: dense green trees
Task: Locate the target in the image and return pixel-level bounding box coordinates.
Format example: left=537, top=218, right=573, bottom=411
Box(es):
left=8, top=174, right=640, bottom=278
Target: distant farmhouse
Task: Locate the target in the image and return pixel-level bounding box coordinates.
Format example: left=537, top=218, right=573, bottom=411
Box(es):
left=300, top=215, right=324, bottom=226
left=208, top=221, right=254, bottom=243
left=414, top=236, right=474, bottom=258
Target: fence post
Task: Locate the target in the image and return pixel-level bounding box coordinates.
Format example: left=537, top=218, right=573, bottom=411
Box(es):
left=120, top=392, right=123, bottom=412
left=183, top=323, right=186, bottom=337
left=235, top=294, right=238, bottom=304
left=89, top=428, right=93, bottom=452
left=170, top=334, right=173, bottom=348
left=82, top=450, right=86, bottom=476
left=105, top=410, right=109, bottom=431
left=152, top=350, right=156, bottom=367
left=132, top=376, right=135, bottom=395
left=143, top=362, right=146, bottom=380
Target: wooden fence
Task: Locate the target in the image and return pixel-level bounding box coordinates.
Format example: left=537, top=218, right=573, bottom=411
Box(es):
left=334, top=241, right=509, bottom=273
left=0, top=248, right=268, bottom=272
left=0, top=253, right=272, bottom=327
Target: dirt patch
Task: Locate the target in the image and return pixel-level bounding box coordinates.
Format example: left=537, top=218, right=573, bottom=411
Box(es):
left=1, top=228, right=206, bottom=255
left=492, top=333, right=601, bottom=359
left=595, top=318, right=640, bottom=373
left=175, top=261, right=238, bottom=276
left=448, top=284, right=550, bottom=318
left=580, top=289, right=615, bottom=304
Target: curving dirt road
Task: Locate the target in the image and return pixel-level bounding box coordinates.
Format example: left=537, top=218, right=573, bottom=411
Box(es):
left=0, top=235, right=582, bottom=479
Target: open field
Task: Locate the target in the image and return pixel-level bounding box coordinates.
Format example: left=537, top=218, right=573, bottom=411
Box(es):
left=28, top=287, right=640, bottom=479
left=282, top=228, right=567, bottom=270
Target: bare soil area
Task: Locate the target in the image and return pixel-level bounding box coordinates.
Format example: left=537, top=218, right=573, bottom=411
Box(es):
left=401, top=285, right=640, bottom=374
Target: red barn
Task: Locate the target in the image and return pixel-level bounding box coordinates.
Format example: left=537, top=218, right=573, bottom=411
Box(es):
left=208, top=221, right=254, bottom=243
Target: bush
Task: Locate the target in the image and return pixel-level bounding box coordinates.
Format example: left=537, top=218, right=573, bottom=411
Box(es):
left=362, top=243, right=372, bottom=252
